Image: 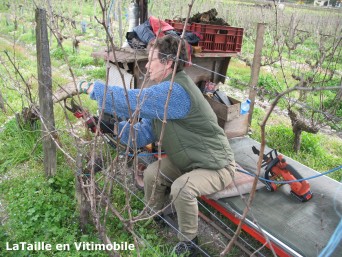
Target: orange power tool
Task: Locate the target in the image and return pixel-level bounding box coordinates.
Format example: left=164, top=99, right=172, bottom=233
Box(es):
left=252, top=146, right=313, bottom=202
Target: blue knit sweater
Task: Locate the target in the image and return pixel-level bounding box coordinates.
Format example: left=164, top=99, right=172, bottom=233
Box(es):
left=89, top=80, right=191, bottom=147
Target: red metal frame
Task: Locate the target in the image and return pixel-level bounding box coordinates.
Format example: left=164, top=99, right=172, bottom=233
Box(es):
left=200, top=196, right=292, bottom=257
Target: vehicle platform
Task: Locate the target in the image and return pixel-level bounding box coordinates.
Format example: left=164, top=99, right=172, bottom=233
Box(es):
left=202, top=137, right=341, bottom=257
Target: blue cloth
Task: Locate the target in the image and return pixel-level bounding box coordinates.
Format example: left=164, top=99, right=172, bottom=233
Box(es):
left=133, top=19, right=155, bottom=44
left=89, top=81, right=191, bottom=147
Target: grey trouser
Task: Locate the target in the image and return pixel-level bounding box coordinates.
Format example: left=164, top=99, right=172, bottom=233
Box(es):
left=143, top=157, right=234, bottom=241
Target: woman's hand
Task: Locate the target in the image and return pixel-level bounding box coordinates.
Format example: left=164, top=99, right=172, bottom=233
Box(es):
left=78, top=80, right=94, bottom=94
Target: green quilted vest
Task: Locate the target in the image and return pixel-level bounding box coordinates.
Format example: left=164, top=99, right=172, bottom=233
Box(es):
left=153, top=71, right=234, bottom=172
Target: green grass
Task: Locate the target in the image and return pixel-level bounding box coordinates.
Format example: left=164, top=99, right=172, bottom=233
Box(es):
left=0, top=118, right=103, bottom=257
left=0, top=119, right=42, bottom=173
left=250, top=107, right=342, bottom=181
left=85, top=65, right=107, bottom=79
left=226, top=58, right=251, bottom=90
left=0, top=118, right=175, bottom=257
left=0, top=164, right=108, bottom=257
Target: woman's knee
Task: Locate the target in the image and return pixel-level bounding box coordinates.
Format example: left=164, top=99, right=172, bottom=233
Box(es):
left=170, top=177, right=195, bottom=202
left=143, top=165, right=158, bottom=185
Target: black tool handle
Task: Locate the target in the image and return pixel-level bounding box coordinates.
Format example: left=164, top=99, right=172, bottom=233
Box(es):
left=284, top=162, right=304, bottom=180
left=252, top=146, right=268, bottom=162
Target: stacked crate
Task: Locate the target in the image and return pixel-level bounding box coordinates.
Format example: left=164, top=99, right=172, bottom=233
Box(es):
left=165, top=19, right=243, bottom=53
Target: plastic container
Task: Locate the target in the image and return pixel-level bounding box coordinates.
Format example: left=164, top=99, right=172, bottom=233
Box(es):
left=240, top=99, right=251, bottom=115
left=164, top=19, right=244, bottom=53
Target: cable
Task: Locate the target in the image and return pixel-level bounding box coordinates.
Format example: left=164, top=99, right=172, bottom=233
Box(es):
left=318, top=219, right=342, bottom=257
left=237, top=165, right=342, bottom=184
left=126, top=152, right=164, bottom=157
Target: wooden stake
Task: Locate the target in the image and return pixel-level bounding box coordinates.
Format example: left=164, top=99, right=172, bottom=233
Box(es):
left=36, top=8, right=57, bottom=177
left=248, top=23, right=266, bottom=126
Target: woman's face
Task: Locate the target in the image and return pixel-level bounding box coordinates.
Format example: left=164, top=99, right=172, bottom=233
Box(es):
left=145, top=49, right=171, bottom=83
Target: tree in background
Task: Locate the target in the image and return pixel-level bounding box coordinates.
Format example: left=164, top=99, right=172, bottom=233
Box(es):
left=231, top=3, right=341, bottom=152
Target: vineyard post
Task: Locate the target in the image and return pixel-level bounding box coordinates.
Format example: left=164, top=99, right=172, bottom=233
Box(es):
left=35, top=8, right=57, bottom=177
left=0, top=90, right=6, bottom=113
left=248, top=22, right=266, bottom=126
left=76, top=153, right=90, bottom=231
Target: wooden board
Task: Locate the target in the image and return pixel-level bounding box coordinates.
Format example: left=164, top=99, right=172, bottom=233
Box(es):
left=205, top=95, right=241, bottom=121
left=223, top=114, right=248, bottom=138
left=91, top=48, right=233, bottom=87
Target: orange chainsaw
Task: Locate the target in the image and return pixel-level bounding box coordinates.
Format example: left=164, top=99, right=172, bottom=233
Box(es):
left=252, top=146, right=313, bottom=202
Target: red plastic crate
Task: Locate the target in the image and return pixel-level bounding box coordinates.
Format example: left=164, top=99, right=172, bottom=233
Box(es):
left=192, top=23, right=204, bottom=32
left=164, top=20, right=243, bottom=53
left=214, top=34, right=227, bottom=43
left=204, top=33, right=215, bottom=42
left=199, top=41, right=214, bottom=51
left=201, top=24, right=217, bottom=33
left=174, top=23, right=192, bottom=32
left=213, top=43, right=225, bottom=52
left=165, top=19, right=191, bottom=32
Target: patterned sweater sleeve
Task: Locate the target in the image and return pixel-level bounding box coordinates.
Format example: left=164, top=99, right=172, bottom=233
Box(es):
left=89, top=80, right=191, bottom=120
left=89, top=80, right=191, bottom=148
left=118, top=118, right=156, bottom=148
